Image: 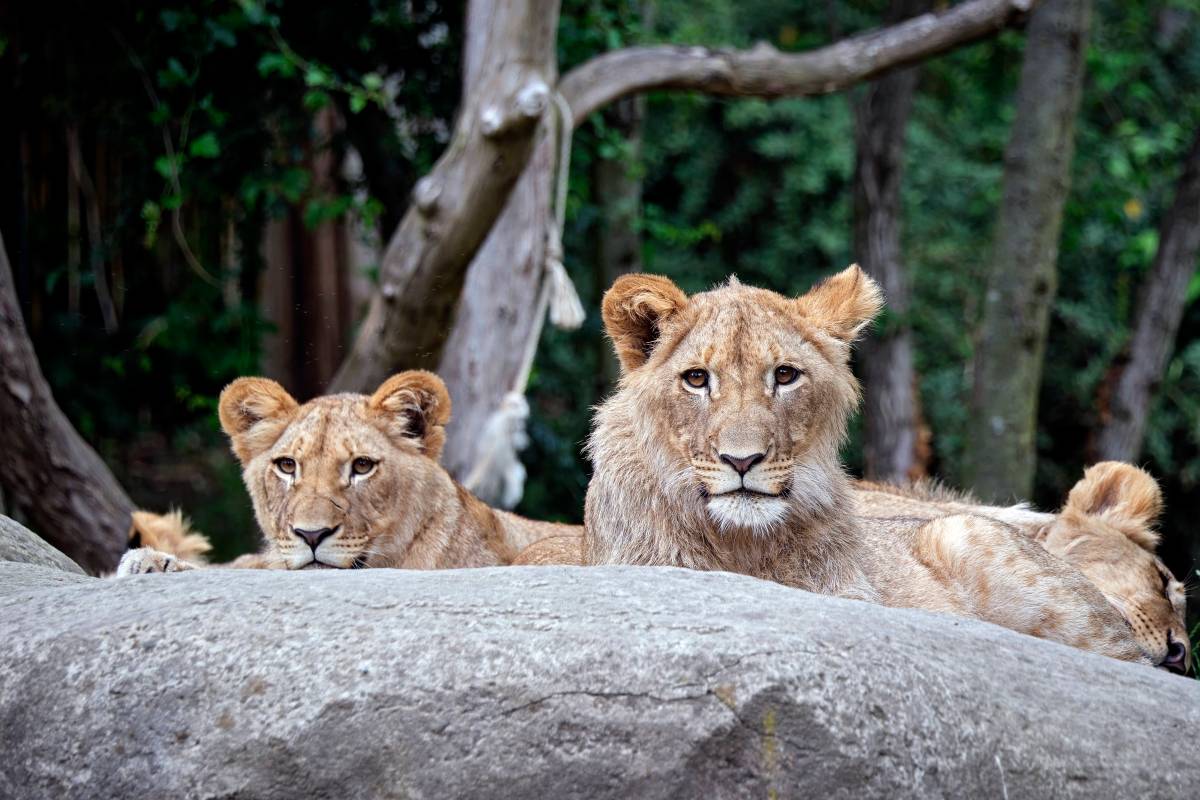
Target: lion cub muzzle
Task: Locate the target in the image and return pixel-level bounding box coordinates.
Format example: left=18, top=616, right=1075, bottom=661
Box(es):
left=293, top=525, right=338, bottom=551
left=287, top=494, right=348, bottom=568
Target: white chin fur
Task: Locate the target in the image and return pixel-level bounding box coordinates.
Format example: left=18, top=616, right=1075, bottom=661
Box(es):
left=706, top=493, right=789, bottom=535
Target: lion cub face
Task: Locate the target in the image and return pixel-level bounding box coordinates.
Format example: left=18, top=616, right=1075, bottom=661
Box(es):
left=1040, top=462, right=1190, bottom=674
left=600, top=265, right=882, bottom=533
left=218, top=371, right=451, bottom=570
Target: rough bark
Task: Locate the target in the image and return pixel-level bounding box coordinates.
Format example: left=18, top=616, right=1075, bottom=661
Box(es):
left=1094, top=128, right=1200, bottom=461
left=559, top=0, right=1036, bottom=123
left=853, top=0, right=928, bottom=484
left=594, top=93, right=647, bottom=391
left=963, top=0, right=1091, bottom=502
left=327, top=0, right=559, bottom=393
left=0, top=229, right=133, bottom=574
left=436, top=0, right=562, bottom=479
left=259, top=110, right=354, bottom=397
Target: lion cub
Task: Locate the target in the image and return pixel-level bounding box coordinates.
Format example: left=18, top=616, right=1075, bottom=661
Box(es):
left=856, top=462, right=1190, bottom=673
left=582, top=266, right=1150, bottom=666
left=119, top=371, right=576, bottom=574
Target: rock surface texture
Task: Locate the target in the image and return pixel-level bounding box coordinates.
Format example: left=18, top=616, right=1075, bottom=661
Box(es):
left=0, top=536, right=1197, bottom=799
left=0, top=514, right=85, bottom=574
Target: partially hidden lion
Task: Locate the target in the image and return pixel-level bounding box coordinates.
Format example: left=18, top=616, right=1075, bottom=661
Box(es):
left=127, top=509, right=212, bottom=564
left=582, top=265, right=1150, bottom=665
left=118, top=370, right=577, bottom=574
left=855, top=462, right=1190, bottom=673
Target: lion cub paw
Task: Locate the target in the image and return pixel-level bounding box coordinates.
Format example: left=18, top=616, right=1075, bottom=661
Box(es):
left=116, top=547, right=197, bottom=576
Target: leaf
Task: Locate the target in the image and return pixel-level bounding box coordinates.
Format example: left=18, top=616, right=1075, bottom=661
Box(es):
left=158, top=57, right=191, bottom=88
left=206, top=20, right=237, bottom=48
left=188, top=132, right=221, bottom=158
left=361, top=72, right=383, bottom=91
left=153, top=155, right=180, bottom=179
left=303, top=90, right=331, bottom=111
left=1187, top=272, right=1200, bottom=306
left=349, top=92, right=367, bottom=114
left=304, top=67, right=331, bottom=87
left=257, top=53, right=293, bottom=78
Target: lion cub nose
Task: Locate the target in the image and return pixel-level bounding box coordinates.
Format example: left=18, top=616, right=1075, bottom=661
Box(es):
left=293, top=526, right=337, bottom=551
left=1162, top=636, right=1189, bottom=674
left=719, top=452, right=766, bottom=477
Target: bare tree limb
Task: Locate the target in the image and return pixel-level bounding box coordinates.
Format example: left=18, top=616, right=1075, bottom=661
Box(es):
left=1094, top=128, right=1200, bottom=462
left=329, top=0, right=560, bottom=392
left=559, top=0, right=1036, bottom=125
left=0, top=228, right=133, bottom=574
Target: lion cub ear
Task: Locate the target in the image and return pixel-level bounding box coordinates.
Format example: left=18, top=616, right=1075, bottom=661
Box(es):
left=369, top=370, right=452, bottom=460
left=602, top=273, right=689, bottom=372
left=1065, top=461, right=1163, bottom=551
left=794, top=264, right=884, bottom=346
left=218, top=378, right=300, bottom=465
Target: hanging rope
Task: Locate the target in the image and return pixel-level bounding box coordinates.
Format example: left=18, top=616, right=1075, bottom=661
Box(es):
left=463, top=91, right=583, bottom=508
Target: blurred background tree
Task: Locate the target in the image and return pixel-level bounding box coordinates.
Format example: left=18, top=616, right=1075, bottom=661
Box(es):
left=1, top=0, right=1198, bottom=641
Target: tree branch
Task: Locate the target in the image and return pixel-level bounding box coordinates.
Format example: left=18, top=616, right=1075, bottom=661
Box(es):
left=328, top=0, right=559, bottom=392
left=559, top=0, right=1035, bottom=125
left=0, top=228, right=133, bottom=574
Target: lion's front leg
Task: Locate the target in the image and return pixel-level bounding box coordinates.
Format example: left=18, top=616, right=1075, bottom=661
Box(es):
left=913, top=515, right=1151, bottom=666
left=115, top=547, right=201, bottom=576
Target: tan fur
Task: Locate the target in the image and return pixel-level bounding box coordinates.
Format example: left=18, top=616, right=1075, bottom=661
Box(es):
left=854, top=463, right=1190, bottom=673
left=584, top=267, right=1150, bottom=665
left=513, top=534, right=585, bottom=566
left=119, top=371, right=576, bottom=574
left=129, top=510, right=211, bottom=563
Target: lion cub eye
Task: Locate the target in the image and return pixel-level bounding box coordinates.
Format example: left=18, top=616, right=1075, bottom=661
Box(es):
left=682, top=369, right=709, bottom=389
left=774, top=365, right=802, bottom=386
left=274, top=457, right=297, bottom=475
left=351, top=457, right=376, bottom=475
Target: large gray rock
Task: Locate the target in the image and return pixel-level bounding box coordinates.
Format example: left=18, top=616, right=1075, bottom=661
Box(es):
left=0, top=513, right=85, bottom=574
left=0, top=562, right=1196, bottom=799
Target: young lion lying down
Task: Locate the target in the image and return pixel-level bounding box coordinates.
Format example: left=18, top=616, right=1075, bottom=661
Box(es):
left=854, top=463, right=1190, bottom=674
left=581, top=265, right=1152, bottom=666
left=118, top=370, right=576, bottom=574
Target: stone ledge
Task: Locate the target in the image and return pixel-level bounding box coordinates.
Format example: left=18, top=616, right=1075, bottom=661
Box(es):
left=0, top=562, right=1196, bottom=799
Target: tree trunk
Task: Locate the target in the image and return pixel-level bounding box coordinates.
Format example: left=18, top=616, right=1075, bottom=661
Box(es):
left=328, top=0, right=559, bottom=393
left=0, top=229, right=133, bottom=574
left=853, top=0, right=927, bottom=485
left=1094, top=128, right=1200, bottom=461
left=962, top=0, right=1091, bottom=502
left=594, top=93, right=648, bottom=391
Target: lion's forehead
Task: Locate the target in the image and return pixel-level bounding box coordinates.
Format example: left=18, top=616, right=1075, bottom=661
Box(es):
left=669, top=297, right=817, bottom=374
left=271, top=399, right=391, bottom=462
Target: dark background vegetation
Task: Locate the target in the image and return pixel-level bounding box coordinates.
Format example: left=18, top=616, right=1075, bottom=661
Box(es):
left=1, top=1, right=1197, bottom=639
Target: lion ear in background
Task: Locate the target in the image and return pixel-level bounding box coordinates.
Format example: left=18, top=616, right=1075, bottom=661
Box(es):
left=794, top=264, right=884, bottom=348
left=128, top=510, right=212, bottom=562
left=1064, top=461, right=1163, bottom=551
left=601, top=274, right=690, bottom=373
left=368, top=370, right=452, bottom=460
left=218, top=377, right=300, bottom=465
